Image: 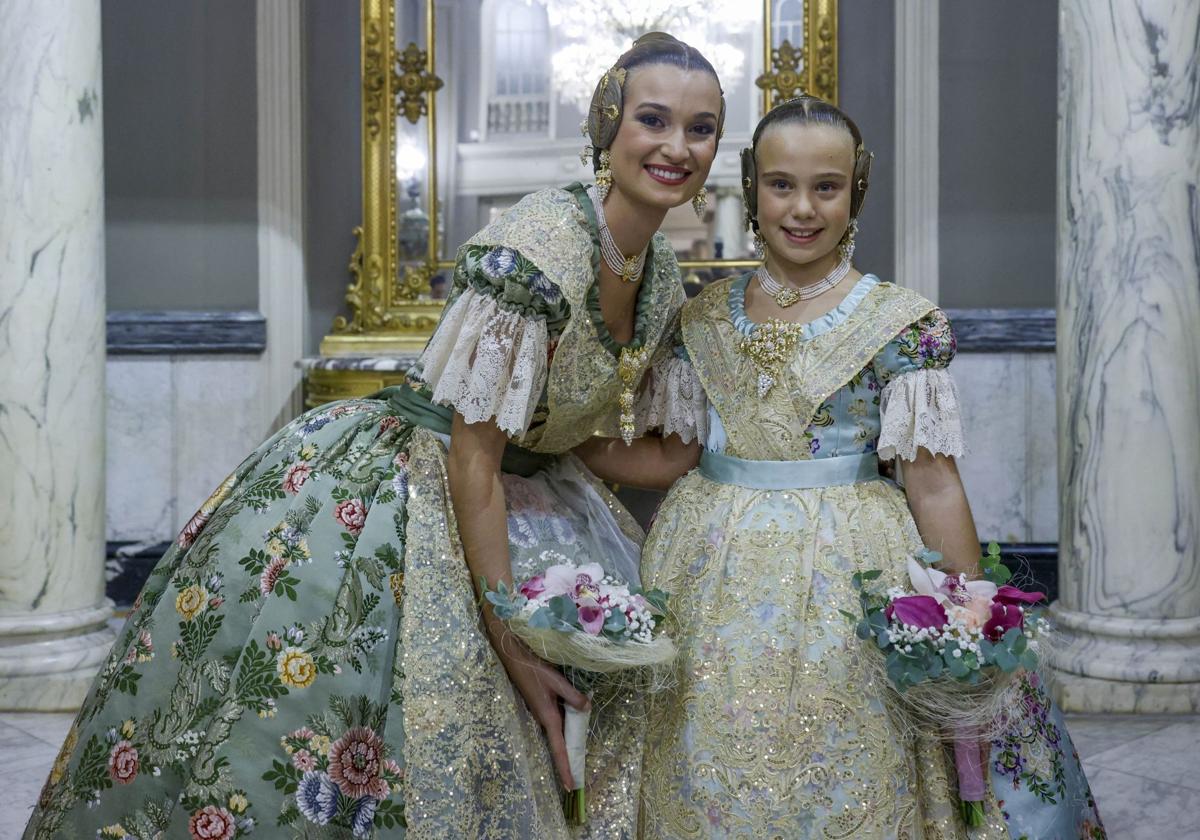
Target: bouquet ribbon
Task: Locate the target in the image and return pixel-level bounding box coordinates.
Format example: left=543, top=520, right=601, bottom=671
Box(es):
left=563, top=706, right=590, bottom=823
left=953, top=726, right=987, bottom=826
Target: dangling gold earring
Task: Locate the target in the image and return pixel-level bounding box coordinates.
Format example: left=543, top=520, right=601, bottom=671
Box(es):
left=838, top=218, right=859, bottom=262
left=692, top=186, right=708, bottom=220
left=595, top=149, right=613, bottom=202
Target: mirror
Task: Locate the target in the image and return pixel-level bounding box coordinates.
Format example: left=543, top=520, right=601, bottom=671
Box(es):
left=321, top=0, right=838, bottom=354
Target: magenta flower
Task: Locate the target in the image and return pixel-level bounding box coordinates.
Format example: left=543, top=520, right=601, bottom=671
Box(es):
left=994, top=585, right=1045, bottom=605
left=886, top=595, right=949, bottom=629
left=983, top=602, right=1025, bottom=641
left=518, top=575, right=545, bottom=600
left=577, top=603, right=605, bottom=635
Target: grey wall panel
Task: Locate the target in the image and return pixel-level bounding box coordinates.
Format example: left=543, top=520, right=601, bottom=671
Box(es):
left=938, top=0, right=1057, bottom=309
left=102, top=0, right=258, bottom=311
left=303, top=3, right=362, bottom=355
left=838, top=0, right=896, bottom=285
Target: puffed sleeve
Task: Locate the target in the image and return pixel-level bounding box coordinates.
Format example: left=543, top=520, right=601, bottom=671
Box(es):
left=637, top=325, right=708, bottom=445
left=873, top=308, right=967, bottom=462
left=416, top=243, right=571, bottom=437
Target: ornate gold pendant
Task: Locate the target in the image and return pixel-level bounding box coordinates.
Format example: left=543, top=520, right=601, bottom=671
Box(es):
left=616, top=346, right=652, bottom=445
left=739, top=321, right=803, bottom=397
left=620, top=256, right=640, bottom=283
left=774, top=287, right=801, bottom=308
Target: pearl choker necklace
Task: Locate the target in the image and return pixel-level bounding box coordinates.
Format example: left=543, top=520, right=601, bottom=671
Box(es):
left=588, top=186, right=648, bottom=284
left=756, top=257, right=851, bottom=307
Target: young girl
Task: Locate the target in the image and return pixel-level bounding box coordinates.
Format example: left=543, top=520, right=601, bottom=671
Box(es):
left=581, top=96, right=1104, bottom=838
left=25, top=33, right=719, bottom=840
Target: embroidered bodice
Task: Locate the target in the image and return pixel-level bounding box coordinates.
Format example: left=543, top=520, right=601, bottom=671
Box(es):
left=408, top=184, right=705, bottom=454
left=683, top=272, right=965, bottom=463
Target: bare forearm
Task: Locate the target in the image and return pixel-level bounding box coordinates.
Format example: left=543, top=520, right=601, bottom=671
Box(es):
left=903, top=451, right=982, bottom=577
left=574, top=433, right=700, bottom=490
left=447, top=413, right=515, bottom=638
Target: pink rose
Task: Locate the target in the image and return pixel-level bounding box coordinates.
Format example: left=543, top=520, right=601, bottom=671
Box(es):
left=283, top=463, right=312, bottom=495
left=577, top=603, right=605, bottom=635
left=886, top=595, right=949, bottom=630
left=328, top=726, right=385, bottom=799
left=518, top=575, right=545, bottom=600
left=260, top=556, right=288, bottom=596
left=108, top=740, right=139, bottom=784
left=379, top=416, right=401, bottom=433
left=292, top=748, right=316, bottom=772
left=333, top=499, right=367, bottom=535
left=949, top=595, right=994, bottom=631
left=393, top=451, right=409, bottom=470
left=188, top=805, right=236, bottom=840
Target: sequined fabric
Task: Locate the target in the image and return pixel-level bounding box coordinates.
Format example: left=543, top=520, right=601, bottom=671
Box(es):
left=639, top=277, right=1100, bottom=838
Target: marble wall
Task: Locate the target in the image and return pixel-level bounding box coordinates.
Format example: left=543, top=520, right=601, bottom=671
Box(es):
left=105, top=352, right=1060, bottom=550
left=953, top=352, right=1057, bottom=544
left=107, top=356, right=267, bottom=544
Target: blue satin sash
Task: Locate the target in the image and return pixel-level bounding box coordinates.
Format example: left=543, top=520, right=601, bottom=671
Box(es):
left=698, top=450, right=882, bottom=490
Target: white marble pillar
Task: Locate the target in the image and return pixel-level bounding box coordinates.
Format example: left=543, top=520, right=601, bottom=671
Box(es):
left=713, top=187, right=748, bottom=259
left=1051, top=0, right=1200, bottom=713
left=0, top=0, right=116, bottom=710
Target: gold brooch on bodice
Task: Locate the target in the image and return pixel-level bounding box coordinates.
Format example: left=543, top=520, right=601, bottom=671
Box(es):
left=617, top=345, right=651, bottom=444
left=739, top=321, right=805, bottom=397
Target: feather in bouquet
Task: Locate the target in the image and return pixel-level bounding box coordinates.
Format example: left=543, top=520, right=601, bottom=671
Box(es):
left=842, top=542, right=1048, bottom=826
left=483, top=551, right=674, bottom=825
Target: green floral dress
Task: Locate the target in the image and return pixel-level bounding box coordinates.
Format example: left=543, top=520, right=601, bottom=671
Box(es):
left=23, top=184, right=705, bottom=840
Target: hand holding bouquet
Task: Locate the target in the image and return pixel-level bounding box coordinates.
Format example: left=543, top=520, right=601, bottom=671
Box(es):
left=844, top=542, right=1047, bottom=826
left=483, top=552, right=673, bottom=824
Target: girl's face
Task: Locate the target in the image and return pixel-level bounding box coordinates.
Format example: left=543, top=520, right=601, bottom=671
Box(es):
left=606, top=64, right=722, bottom=210
left=754, top=122, right=856, bottom=274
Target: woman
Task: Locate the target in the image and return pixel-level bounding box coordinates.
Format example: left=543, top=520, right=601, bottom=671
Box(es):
left=25, top=33, right=720, bottom=840
left=581, top=96, right=1103, bottom=838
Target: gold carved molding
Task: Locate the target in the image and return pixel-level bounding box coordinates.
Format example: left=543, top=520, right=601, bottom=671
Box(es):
left=757, top=0, right=838, bottom=110
left=321, top=0, right=447, bottom=356
left=315, top=0, right=839, bottom=371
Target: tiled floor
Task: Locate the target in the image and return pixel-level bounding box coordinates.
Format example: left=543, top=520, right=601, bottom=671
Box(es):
left=3, top=712, right=1197, bottom=838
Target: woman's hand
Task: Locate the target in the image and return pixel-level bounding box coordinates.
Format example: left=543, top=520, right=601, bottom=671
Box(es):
left=484, top=612, right=590, bottom=790
left=446, top=412, right=588, bottom=790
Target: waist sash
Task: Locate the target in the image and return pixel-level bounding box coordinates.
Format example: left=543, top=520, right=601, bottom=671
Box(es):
left=375, top=383, right=555, bottom=477
left=699, top=450, right=882, bottom=490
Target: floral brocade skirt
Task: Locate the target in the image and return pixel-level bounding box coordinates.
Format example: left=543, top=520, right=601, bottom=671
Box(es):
left=24, top=397, right=646, bottom=840
left=638, top=470, right=1104, bottom=840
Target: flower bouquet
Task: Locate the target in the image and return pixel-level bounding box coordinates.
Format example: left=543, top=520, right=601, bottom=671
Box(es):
left=483, top=552, right=673, bottom=825
left=843, top=542, right=1047, bottom=827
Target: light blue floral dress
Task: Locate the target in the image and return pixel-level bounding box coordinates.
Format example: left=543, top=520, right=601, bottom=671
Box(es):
left=23, top=184, right=706, bottom=840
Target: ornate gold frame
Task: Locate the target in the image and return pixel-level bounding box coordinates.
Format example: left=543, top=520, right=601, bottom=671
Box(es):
left=318, top=0, right=837, bottom=356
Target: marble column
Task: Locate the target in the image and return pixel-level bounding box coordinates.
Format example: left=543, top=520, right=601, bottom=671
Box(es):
left=713, top=187, right=748, bottom=259
left=0, top=0, right=116, bottom=709
left=1051, top=0, right=1200, bottom=713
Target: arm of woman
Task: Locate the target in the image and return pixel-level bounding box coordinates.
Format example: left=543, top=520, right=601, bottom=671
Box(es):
left=573, top=433, right=700, bottom=490
left=447, top=411, right=588, bottom=789
left=900, top=448, right=982, bottom=578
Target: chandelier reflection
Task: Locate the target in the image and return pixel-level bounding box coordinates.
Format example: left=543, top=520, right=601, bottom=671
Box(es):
left=541, top=0, right=755, bottom=109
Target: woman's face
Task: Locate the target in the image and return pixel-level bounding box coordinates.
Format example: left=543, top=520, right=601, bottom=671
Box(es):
left=754, top=122, right=856, bottom=273
left=606, top=64, right=722, bottom=211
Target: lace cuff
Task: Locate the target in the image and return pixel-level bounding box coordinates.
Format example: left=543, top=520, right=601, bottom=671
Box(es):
left=637, top=354, right=708, bottom=445
left=877, top=368, right=967, bottom=461
left=417, top=286, right=548, bottom=437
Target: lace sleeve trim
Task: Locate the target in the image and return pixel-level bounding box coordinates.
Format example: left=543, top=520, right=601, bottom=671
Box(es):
left=637, top=353, right=708, bottom=445
left=877, top=367, right=967, bottom=462
left=417, top=286, right=548, bottom=437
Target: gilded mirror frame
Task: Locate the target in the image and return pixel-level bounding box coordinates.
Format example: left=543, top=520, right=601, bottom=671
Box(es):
left=320, top=0, right=838, bottom=355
